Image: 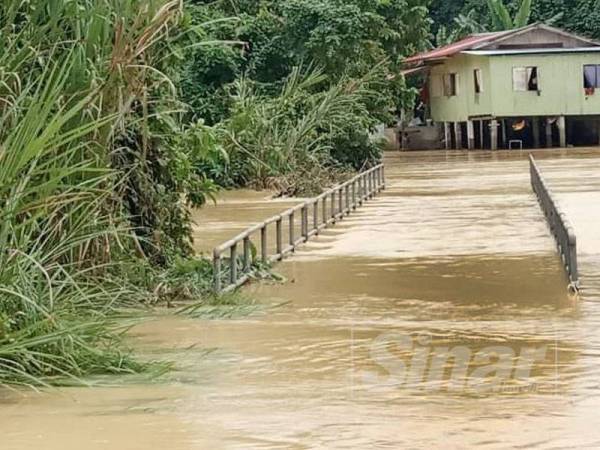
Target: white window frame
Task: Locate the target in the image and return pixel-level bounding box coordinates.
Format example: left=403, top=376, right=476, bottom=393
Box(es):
left=583, top=64, right=600, bottom=89
left=443, top=73, right=459, bottom=97
left=513, top=66, right=539, bottom=92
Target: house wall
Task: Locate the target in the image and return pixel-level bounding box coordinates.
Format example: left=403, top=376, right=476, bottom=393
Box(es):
left=428, top=52, right=600, bottom=122
left=429, top=54, right=493, bottom=122
left=490, top=53, right=600, bottom=116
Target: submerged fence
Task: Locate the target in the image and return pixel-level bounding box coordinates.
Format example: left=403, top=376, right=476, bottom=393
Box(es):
left=213, top=164, right=386, bottom=293
left=529, top=155, right=579, bottom=290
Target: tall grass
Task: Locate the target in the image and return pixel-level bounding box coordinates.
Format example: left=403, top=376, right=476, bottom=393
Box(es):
left=0, top=54, right=155, bottom=388
left=0, top=0, right=192, bottom=387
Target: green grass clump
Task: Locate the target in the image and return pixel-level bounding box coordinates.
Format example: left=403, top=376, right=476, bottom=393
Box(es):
left=0, top=52, right=157, bottom=388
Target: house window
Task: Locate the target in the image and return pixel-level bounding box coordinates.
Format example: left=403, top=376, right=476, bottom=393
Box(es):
left=474, top=69, right=483, bottom=94
left=583, top=65, right=600, bottom=92
left=513, top=67, right=539, bottom=91
left=443, top=73, right=458, bottom=97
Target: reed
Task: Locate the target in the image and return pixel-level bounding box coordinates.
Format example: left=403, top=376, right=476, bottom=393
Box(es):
left=0, top=0, right=189, bottom=387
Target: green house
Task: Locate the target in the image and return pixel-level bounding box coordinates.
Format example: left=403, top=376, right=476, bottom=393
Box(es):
left=404, top=24, right=600, bottom=150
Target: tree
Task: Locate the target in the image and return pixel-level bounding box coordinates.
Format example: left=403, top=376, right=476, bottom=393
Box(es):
left=431, top=0, right=569, bottom=45
left=179, top=0, right=432, bottom=192
left=486, top=0, right=531, bottom=31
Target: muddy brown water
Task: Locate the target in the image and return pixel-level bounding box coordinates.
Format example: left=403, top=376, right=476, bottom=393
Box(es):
left=2, top=149, right=600, bottom=449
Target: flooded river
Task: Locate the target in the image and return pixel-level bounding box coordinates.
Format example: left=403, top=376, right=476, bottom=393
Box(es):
left=2, top=149, right=600, bottom=449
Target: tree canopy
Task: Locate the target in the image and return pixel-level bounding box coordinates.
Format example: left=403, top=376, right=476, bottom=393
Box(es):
left=430, top=0, right=600, bottom=45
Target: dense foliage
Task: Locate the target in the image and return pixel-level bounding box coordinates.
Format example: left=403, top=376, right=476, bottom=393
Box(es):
left=181, top=0, right=430, bottom=179
left=0, top=0, right=188, bottom=386
left=431, top=0, right=600, bottom=45
left=181, top=0, right=428, bottom=194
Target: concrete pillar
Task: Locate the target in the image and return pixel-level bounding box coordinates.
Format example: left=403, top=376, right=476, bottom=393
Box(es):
left=467, top=120, right=475, bottom=150
left=454, top=122, right=462, bottom=149
left=444, top=122, right=451, bottom=150
left=479, top=120, right=485, bottom=149
left=490, top=119, right=498, bottom=151
left=558, top=116, right=566, bottom=148
left=501, top=119, right=507, bottom=149
left=532, top=117, right=540, bottom=148
left=546, top=118, right=553, bottom=148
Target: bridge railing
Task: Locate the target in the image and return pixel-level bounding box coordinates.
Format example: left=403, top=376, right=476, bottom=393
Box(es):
left=213, top=164, right=385, bottom=293
left=529, top=155, right=579, bottom=289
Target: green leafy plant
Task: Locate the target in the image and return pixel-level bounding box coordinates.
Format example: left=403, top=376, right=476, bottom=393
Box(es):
left=0, top=55, right=156, bottom=388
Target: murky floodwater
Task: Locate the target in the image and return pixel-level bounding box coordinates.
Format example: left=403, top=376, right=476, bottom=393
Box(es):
left=2, top=149, right=600, bottom=449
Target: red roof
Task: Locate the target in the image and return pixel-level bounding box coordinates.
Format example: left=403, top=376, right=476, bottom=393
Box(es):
left=404, top=32, right=511, bottom=64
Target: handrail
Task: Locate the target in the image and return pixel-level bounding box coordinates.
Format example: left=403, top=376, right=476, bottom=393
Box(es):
left=213, top=164, right=386, bottom=293
left=529, top=155, right=579, bottom=291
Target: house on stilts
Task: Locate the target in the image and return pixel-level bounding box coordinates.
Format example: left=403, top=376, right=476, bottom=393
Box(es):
left=402, top=24, right=600, bottom=150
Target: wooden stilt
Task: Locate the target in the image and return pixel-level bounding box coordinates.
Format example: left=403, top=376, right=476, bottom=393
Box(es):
left=490, top=119, right=498, bottom=151
left=454, top=122, right=462, bottom=149
left=479, top=120, right=484, bottom=149
left=532, top=117, right=540, bottom=148
left=444, top=122, right=451, bottom=150
left=467, top=120, right=475, bottom=150
left=558, top=116, right=566, bottom=148
left=546, top=118, right=553, bottom=148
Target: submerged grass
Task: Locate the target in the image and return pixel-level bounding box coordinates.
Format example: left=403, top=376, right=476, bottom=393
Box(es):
left=177, top=291, right=260, bottom=319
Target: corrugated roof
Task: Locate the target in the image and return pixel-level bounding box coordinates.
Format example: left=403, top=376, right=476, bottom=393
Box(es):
left=463, top=47, right=600, bottom=56
left=404, top=31, right=511, bottom=64
left=404, top=24, right=600, bottom=65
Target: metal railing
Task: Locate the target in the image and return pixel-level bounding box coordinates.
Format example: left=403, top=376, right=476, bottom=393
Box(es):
left=529, top=155, right=579, bottom=290
left=213, top=164, right=386, bottom=293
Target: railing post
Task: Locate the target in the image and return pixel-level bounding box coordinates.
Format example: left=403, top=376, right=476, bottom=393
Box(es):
left=345, top=185, right=350, bottom=214
left=352, top=180, right=357, bottom=209
left=331, top=191, right=336, bottom=221
left=301, top=205, right=308, bottom=241
left=213, top=250, right=222, bottom=293
left=243, top=235, right=251, bottom=273
left=338, top=187, right=343, bottom=218
left=568, top=229, right=578, bottom=283
left=261, top=225, right=267, bottom=263
left=322, top=195, right=327, bottom=225
left=313, top=200, right=319, bottom=233
left=289, top=211, right=295, bottom=249
left=276, top=217, right=283, bottom=259
left=230, top=242, right=237, bottom=286
left=358, top=176, right=364, bottom=204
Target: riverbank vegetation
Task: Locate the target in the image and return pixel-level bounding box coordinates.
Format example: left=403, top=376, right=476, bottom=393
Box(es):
left=0, top=0, right=430, bottom=387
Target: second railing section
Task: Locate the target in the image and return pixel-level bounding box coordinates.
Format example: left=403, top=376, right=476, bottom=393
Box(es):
left=529, top=154, right=579, bottom=291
